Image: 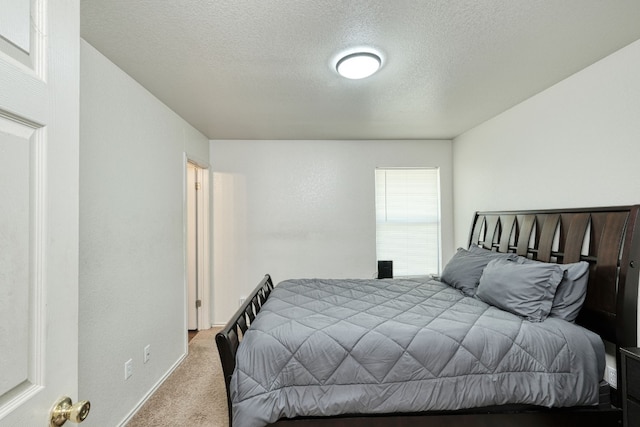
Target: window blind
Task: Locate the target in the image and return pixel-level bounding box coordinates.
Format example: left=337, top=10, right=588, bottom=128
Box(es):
left=375, top=168, right=441, bottom=276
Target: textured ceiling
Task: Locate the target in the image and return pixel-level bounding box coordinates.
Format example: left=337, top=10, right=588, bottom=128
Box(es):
left=80, top=1, right=640, bottom=140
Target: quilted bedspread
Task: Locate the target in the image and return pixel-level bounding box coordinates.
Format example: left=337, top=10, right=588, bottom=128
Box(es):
left=230, top=278, right=605, bottom=427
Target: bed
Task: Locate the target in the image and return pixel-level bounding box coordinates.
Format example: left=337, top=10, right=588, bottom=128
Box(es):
left=216, top=205, right=640, bottom=427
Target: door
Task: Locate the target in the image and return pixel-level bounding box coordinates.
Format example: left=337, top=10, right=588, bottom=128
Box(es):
left=186, top=163, right=200, bottom=330
left=0, top=0, right=81, bottom=425
left=185, top=159, right=210, bottom=333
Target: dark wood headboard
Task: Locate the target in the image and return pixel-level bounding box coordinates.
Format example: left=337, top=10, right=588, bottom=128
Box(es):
left=468, top=205, right=640, bottom=397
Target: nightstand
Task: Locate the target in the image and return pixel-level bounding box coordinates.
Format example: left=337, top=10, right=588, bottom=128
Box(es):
left=621, top=347, right=640, bottom=427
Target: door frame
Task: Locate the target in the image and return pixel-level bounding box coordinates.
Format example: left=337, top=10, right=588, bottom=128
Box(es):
left=183, top=153, right=211, bottom=344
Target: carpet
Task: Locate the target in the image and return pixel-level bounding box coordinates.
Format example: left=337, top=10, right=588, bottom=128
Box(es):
left=126, top=327, right=229, bottom=427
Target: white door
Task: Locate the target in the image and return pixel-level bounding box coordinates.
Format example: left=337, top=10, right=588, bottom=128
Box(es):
left=0, top=0, right=81, bottom=425
left=185, top=159, right=210, bottom=333
left=186, top=163, right=200, bottom=330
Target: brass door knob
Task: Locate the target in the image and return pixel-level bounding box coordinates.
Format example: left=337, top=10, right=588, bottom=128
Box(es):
left=50, top=397, right=91, bottom=426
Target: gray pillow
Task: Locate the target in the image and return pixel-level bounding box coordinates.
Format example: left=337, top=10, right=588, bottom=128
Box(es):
left=476, top=258, right=564, bottom=322
left=441, top=248, right=516, bottom=296
left=468, top=243, right=505, bottom=257
left=516, top=257, right=589, bottom=322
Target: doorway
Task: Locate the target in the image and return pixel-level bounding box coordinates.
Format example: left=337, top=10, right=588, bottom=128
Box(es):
left=185, top=158, right=210, bottom=337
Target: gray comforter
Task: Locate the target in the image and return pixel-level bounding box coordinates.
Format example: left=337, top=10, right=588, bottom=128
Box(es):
left=231, top=278, right=605, bottom=427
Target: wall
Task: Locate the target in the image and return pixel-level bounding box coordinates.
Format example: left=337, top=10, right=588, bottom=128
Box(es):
left=453, top=38, right=640, bottom=374
left=79, top=40, right=209, bottom=426
left=210, top=139, right=452, bottom=325
left=453, top=38, right=640, bottom=245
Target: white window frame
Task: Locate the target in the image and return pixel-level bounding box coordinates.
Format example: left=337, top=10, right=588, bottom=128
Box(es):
left=375, top=167, right=441, bottom=277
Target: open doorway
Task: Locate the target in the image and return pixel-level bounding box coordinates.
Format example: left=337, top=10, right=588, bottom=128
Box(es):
left=185, top=157, right=210, bottom=341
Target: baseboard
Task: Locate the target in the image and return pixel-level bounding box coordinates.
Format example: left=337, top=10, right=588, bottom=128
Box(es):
left=117, top=352, right=188, bottom=426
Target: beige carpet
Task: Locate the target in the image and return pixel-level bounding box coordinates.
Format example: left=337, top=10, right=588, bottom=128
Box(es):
left=126, top=328, right=229, bottom=427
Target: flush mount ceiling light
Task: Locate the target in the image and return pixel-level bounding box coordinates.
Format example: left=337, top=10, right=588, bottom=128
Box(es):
left=336, top=52, right=382, bottom=79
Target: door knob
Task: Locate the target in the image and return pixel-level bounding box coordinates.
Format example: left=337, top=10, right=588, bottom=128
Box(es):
left=50, top=396, right=90, bottom=426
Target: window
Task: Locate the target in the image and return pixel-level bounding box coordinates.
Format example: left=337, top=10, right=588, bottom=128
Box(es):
left=375, top=168, right=441, bottom=276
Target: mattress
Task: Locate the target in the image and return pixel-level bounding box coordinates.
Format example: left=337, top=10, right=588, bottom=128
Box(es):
left=230, top=277, right=605, bottom=427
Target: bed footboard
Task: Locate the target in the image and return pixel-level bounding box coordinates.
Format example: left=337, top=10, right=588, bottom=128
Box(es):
left=215, top=274, right=275, bottom=422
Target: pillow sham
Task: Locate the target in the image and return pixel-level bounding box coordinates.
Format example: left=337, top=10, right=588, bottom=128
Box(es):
left=476, top=258, right=564, bottom=322
left=468, top=243, right=504, bottom=257
left=440, top=248, right=516, bottom=296
left=516, top=257, right=589, bottom=322
left=467, top=244, right=520, bottom=263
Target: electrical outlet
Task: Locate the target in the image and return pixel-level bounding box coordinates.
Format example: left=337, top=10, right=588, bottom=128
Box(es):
left=124, top=359, right=133, bottom=380
left=607, top=366, right=617, bottom=388
left=239, top=296, right=246, bottom=306
left=144, top=345, right=151, bottom=364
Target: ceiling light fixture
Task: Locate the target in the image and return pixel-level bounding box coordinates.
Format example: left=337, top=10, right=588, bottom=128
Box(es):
left=336, top=52, right=382, bottom=79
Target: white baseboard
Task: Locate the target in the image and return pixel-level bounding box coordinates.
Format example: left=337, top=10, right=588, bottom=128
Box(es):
left=117, top=352, right=188, bottom=426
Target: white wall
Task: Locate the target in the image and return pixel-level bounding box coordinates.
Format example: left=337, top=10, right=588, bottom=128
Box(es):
left=453, top=38, right=640, bottom=374
left=453, top=38, right=640, bottom=246
left=210, top=139, right=453, bottom=324
left=79, top=40, right=209, bottom=426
